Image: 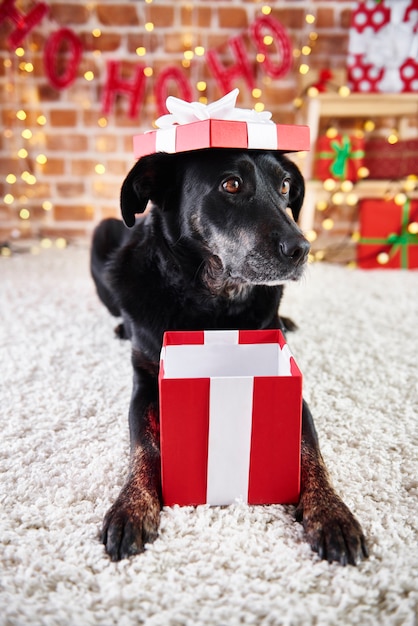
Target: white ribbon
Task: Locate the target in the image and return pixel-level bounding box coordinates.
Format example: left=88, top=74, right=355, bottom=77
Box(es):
left=155, top=88, right=274, bottom=128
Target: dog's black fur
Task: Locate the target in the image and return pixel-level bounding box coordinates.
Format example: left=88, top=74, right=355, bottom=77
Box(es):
left=91, top=148, right=368, bottom=565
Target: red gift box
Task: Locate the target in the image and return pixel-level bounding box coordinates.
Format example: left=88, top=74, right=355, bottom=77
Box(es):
left=348, top=1, right=418, bottom=93
left=357, top=198, right=418, bottom=269
left=364, top=138, right=418, bottom=180
left=159, top=329, right=303, bottom=507
left=133, top=119, right=310, bottom=158
left=314, top=134, right=365, bottom=181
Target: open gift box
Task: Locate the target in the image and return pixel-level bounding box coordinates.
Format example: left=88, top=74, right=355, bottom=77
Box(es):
left=159, top=329, right=303, bottom=507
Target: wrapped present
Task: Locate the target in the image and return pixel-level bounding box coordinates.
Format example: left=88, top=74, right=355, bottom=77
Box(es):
left=159, top=329, right=302, bottom=507
left=133, top=89, right=310, bottom=158
left=348, top=1, right=418, bottom=93
left=364, top=138, right=418, bottom=180
left=357, top=198, right=418, bottom=269
left=314, top=134, right=365, bottom=181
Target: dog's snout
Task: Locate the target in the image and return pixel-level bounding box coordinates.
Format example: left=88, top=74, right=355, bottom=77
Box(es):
left=279, top=237, right=310, bottom=264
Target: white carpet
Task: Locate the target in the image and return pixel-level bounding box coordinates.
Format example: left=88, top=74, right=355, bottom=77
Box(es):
left=1, top=246, right=417, bottom=626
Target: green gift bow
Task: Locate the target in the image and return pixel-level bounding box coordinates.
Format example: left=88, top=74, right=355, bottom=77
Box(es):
left=319, top=134, right=365, bottom=179
left=359, top=199, right=418, bottom=269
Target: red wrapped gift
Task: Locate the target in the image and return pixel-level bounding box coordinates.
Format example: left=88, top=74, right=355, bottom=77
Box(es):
left=134, top=119, right=310, bottom=158
left=314, top=134, right=365, bottom=181
left=133, top=89, right=310, bottom=158
left=364, top=138, right=418, bottom=180
left=159, top=329, right=302, bottom=507
left=348, top=1, right=418, bottom=93
left=357, top=198, right=418, bottom=269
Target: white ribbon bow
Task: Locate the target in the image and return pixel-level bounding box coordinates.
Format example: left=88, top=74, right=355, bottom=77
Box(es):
left=155, top=88, right=274, bottom=128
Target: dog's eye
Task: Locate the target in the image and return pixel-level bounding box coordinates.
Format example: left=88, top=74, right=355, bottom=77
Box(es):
left=280, top=179, right=290, bottom=195
left=222, top=177, right=242, bottom=194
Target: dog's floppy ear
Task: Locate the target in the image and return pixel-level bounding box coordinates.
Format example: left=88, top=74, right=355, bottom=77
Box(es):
left=276, top=156, right=305, bottom=223
left=120, top=152, right=180, bottom=227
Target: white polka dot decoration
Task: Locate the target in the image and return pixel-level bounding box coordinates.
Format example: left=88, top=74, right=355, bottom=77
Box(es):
left=347, top=0, right=418, bottom=94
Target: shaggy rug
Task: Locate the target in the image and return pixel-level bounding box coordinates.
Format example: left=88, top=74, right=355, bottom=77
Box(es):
left=1, top=246, right=417, bottom=626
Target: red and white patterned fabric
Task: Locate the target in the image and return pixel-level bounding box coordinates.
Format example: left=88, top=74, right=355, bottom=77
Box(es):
left=348, top=0, right=418, bottom=93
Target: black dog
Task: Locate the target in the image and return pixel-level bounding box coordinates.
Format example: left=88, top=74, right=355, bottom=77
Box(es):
left=91, top=148, right=368, bottom=565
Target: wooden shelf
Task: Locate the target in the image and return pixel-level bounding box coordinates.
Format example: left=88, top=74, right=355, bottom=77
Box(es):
left=297, top=93, right=418, bottom=231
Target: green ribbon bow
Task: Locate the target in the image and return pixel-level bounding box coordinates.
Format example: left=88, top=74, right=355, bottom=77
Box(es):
left=359, top=200, right=418, bottom=269
left=319, top=134, right=365, bottom=179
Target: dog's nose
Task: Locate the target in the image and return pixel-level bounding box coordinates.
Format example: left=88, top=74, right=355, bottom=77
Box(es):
left=279, top=237, right=310, bottom=264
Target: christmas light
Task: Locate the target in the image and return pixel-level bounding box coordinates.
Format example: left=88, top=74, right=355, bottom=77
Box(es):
left=16, top=110, right=27, bottom=121
left=306, top=86, right=318, bottom=98
left=326, top=127, right=338, bottom=139
left=338, top=85, right=350, bottom=97
left=42, top=201, right=53, bottom=211
left=19, top=209, right=30, bottom=220
left=6, top=174, right=16, bottom=184
left=136, top=47, right=146, bottom=56
left=323, top=178, right=337, bottom=191
left=145, top=22, right=154, bottom=32
left=84, top=71, right=95, bottom=81
left=21, top=129, right=32, bottom=139
left=377, top=252, right=389, bottom=265
left=18, top=148, right=28, bottom=158
left=346, top=193, right=359, bottom=206
left=194, top=46, right=205, bottom=56
left=305, top=14, right=315, bottom=24
left=341, top=180, right=354, bottom=192
left=261, top=6, right=272, bottom=15
left=316, top=200, right=328, bottom=211
left=252, top=88, right=262, bottom=98
left=364, top=120, right=375, bottom=132
left=322, top=218, right=334, bottom=230
left=92, top=29, right=101, bottom=38
left=36, top=154, right=47, bottom=164
left=37, top=115, right=47, bottom=125
left=299, top=64, right=310, bottom=75
left=331, top=192, right=344, bottom=205
left=357, top=166, right=370, bottom=179
left=95, top=164, right=106, bottom=174
left=196, top=81, right=207, bottom=91
left=4, top=194, right=14, bottom=204
left=143, top=67, right=153, bottom=77
left=55, top=238, right=67, bottom=249
left=263, top=35, right=273, bottom=46
left=408, top=222, right=418, bottom=235
left=98, top=117, right=107, bottom=128
left=387, top=131, right=398, bottom=144
left=394, top=193, right=407, bottom=206
left=305, top=230, right=318, bottom=242
left=183, top=50, right=194, bottom=60
left=254, top=102, right=265, bottom=112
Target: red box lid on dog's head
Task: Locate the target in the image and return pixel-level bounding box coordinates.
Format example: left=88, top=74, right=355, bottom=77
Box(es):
left=133, top=89, right=310, bottom=158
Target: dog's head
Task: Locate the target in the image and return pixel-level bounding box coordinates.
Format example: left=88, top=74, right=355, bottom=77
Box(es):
left=121, top=149, right=310, bottom=293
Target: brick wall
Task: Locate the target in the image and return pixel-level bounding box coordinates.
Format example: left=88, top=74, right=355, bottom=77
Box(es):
left=1, top=0, right=355, bottom=245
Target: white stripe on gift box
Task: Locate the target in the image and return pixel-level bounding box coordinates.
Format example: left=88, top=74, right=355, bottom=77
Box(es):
left=247, top=123, right=278, bottom=150
left=206, top=376, right=254, bottom=505
left=155, top=127, right=177, bottom=153
left=204, top=330, right=239, bottom=345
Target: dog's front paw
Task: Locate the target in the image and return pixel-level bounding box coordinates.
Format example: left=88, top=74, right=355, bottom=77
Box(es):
left=296, top=493, right=368, bottom=566
left=101, top=488, right=161, bottom=561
